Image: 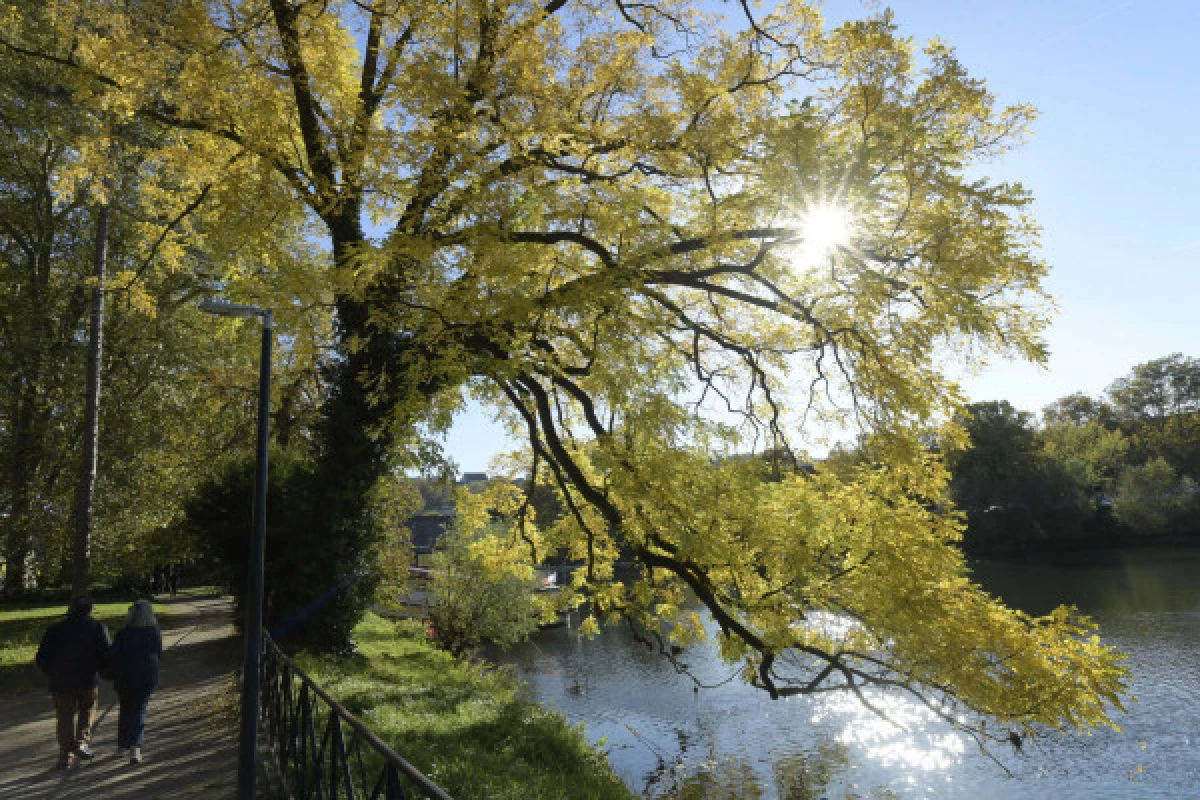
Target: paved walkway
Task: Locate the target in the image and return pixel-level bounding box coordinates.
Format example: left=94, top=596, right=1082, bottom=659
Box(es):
left=0, top=594, right=242, bottom=799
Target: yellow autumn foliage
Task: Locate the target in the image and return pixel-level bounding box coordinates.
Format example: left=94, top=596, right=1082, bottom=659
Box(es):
left=1, top=0, right=1128, bottom=747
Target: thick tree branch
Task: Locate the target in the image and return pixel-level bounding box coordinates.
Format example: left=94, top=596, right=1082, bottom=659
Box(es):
left=268, top=0, right=339, bottom=208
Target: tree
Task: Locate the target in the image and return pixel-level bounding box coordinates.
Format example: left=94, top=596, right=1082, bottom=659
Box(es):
left=427, top=522, right=541, bottom=658
left=70, top=166, right=110, bottom=597
left=1107, top=355, right=1200, bottom=478
left=1112, top=457, right=1198, bottom=536
left=1041, top=419, right=1129, bottom=500
left=944, top=402, right=1089, bottom=552
left=0, top=10, right=330, bottom=590
left=1109, top=354, right=1200, bottom=422
left=0, top=42, right=99, bottom=591
left=1043, top=392, right=1117, bottom=429
left=184, top=446, right=314, bottom=631
left=427, top=482, right=567, bottom=656
left=413, top=476, right=457, bottom=511
left=4, top=0, right=1130, bottom=745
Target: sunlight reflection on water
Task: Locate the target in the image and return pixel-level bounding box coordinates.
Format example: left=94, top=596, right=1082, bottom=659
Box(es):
left=813, top=689, right=966, bottom=771
left=500, top=549, right=1200, bottom=798
left=795, top=611, right=967, bottom=773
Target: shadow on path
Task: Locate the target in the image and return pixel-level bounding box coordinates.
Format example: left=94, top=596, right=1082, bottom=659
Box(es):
left=0, top=595, right=242, bottom=799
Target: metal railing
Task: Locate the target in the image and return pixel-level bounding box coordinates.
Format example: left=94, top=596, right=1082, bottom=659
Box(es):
left=260, top=633, right=454, bottom=800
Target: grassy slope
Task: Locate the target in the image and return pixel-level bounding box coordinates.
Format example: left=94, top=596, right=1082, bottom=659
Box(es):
left=0, top=598, right=169, bottom=697
left=296, top=613, right=636, bottom=800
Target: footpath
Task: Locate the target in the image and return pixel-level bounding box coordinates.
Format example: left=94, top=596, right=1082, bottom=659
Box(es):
left=0, top=594, right=241, bottom=799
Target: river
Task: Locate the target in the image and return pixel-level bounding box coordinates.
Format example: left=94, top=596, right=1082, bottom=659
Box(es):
left=498, top=548, right=1200, bottom=798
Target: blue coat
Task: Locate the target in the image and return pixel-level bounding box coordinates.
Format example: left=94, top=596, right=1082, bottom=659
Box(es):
left=35, top=614, right=111, bottom=694
left=110, top=626, right=162, bottom=695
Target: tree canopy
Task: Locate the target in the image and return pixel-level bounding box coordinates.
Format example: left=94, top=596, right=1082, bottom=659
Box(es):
left=0, top=11, right=330, bottom=589
left=944, top=401, right=1089, bottom=553
left=940, top=357, right=1200, bottom=553
left=2, top=0, right=1130, bottom=748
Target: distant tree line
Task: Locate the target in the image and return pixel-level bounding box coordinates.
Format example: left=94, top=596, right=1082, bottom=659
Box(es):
left=942, top=354, right=1200, bottom=555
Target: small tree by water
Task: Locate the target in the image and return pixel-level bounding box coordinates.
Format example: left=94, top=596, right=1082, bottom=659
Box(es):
left=429, top=520, right=541, bottom=658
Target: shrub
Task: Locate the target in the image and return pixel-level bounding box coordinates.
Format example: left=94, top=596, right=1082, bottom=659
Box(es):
left=428, top=522, right=540, bottom=657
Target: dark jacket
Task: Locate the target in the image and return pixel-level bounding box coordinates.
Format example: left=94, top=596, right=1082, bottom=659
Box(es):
left=35, top=614, right=111, bottom=694
left=109, top=626, right=162, bottom=695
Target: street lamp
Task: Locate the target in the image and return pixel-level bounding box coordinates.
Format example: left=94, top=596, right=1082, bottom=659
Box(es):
left=199, top=299, right=271, bottom=800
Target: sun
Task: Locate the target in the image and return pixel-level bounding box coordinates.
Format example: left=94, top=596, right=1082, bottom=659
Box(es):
left=792, top=203, right=854, bottom=266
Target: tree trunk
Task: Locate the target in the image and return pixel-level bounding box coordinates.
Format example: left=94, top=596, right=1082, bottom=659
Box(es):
left=3, top=365, right=48, bottom=593
left=272, top=209, right=452, bottom=650
left=70, top=199, right=108, bottom=597
left=281, top=215, right=399, bottom=649
left=2, top=412, right=36, bottom=594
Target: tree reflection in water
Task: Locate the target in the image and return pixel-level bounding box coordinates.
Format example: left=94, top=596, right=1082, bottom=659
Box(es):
left=654, top=735, right=898, bottom=799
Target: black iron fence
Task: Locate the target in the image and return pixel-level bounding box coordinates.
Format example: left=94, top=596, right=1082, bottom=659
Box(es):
left=260, top=633, right=454, bottom=800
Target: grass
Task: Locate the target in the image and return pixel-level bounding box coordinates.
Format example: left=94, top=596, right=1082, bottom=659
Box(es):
left=296, top=613, right=637, bottom=800
left=0, top=596, right=170, bottom=697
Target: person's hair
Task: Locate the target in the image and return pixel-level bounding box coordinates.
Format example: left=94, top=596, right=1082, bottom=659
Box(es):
left=69, top=595, right=93, bottom=617
left=125, top=599, right=158, bottom=629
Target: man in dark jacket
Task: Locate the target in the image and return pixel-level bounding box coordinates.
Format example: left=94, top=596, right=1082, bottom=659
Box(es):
left=35, top=595, right=111, bottom=768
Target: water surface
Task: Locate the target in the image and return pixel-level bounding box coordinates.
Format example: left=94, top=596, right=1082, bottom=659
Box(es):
left=500, top=548, right=1200, bottom=798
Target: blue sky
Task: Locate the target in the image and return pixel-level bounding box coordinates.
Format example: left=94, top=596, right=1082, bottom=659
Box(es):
left=889, top=0, right=1200, bottom=403
left=443, top=0, right=1200, bottom=473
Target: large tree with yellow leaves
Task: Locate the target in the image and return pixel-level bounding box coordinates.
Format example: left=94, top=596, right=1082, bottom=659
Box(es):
left=3, top=0, right=1127, bottom=746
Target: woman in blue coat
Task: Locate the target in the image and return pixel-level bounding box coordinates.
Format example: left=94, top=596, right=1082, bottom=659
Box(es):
left=109, top=599, right=162, bottom=764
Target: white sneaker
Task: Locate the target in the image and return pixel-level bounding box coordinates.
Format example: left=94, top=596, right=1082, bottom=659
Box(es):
left=129, top=747, right=142, bottom=765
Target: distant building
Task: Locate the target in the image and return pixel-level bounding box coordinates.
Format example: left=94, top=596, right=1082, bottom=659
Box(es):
left=406, top=473, right=490, bottom=565
left=407, top=506, right=453, bottom=568
left=460, top=472, right=489, bottom=492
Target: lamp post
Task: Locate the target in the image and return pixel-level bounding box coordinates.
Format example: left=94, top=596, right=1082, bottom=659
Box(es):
left=199, top=299, right=271, bottom=800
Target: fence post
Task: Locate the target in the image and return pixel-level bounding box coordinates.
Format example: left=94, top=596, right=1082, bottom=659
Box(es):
left=259, top=634, right=453, bottom=800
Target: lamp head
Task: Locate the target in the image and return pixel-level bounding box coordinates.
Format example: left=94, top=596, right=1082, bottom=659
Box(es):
left=198, top=299, right=267, bottom=319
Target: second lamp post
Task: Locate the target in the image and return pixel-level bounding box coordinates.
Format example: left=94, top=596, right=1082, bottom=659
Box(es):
left=198, top=299, right=271, bottom=800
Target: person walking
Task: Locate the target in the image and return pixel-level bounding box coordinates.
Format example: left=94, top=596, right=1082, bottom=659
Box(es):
left=34, top=595, right=112, bottom=769
left=109, top=599, right=162, bottom=764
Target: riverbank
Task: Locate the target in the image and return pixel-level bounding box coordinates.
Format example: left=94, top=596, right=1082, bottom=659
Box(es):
left=961, top=529, right=1200, bottom=563
left=295, top=612, right=636, bottom=800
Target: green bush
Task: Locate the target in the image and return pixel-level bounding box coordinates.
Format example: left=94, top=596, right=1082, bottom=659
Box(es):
left=428, top=523, right=540, bottom=657
left=183, top=445, right=388, bottom=652
left=1113, top=457, right=1199, bottom=535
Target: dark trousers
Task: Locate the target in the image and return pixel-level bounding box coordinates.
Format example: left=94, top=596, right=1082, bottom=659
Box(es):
left=52, top=687, right=99, bottom=755
left=117, top=690, right=152, bottom=748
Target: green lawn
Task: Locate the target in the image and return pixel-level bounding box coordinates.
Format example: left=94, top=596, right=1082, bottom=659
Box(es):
left=296, top=613, right=636, bottom=800
left=0, top=597, right=169, bottom=697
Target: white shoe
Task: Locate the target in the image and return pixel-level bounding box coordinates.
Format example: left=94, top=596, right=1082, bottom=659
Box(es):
left=130, top=747, right=142, bottom=765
